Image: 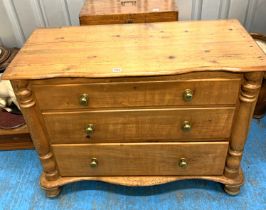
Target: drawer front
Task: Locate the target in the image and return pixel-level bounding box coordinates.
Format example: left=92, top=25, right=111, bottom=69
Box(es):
left=52, top=142, right=228, bottom=176
left=33, top=79, right=240, bottom=110
left=80, top=12, right=178, bottom=25
left=44, top=108, right=235, bottom=144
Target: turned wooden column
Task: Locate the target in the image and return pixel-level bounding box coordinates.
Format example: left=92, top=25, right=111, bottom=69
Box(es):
left=11, top=80, right=60, bottom=197
left=224, top=72, right=263, bottom=194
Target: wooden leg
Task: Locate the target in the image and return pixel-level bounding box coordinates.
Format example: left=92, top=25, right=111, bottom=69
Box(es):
left=45, top=186, right=61, bottom=198
left=224, top=73, right=263, bottom=180
left=224, top=184, right=241, bottom=196
left=12, top=81, right=60, bottom=195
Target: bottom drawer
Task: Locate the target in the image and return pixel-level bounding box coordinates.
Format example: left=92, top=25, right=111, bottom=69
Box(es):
left=52, top=142, right=228, bottom=176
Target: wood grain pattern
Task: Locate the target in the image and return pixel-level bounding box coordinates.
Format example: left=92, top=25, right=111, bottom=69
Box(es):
left=11, top=80, right=59, bottom=181
left=40, top=169, right=244, bottom=189
left=4, top=20, right=264, bottom=197
left=29, top=72, right=243, bottom=85
left=79, top=0, right=178, bottom=25
left=33, top=79, right=241, bottom=111
left=3, top=20, right=266, bottom=80
left=52, top=142, right=228, bottom=176
left=224, top=72, right=263, bottom=182
left=43, top=107, right=235, bottom=143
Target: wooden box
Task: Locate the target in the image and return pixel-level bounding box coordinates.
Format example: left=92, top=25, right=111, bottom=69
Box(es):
left=79, top=0, right=178, bottom=25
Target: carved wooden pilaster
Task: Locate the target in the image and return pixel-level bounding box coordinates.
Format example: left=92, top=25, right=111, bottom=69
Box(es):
left=224, top=72, right=263, bottom=180
left=11, top=80, right=59, bottom=182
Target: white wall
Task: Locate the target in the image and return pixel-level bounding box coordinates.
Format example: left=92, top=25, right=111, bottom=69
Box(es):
left=0, top=0, right=266, bottom=48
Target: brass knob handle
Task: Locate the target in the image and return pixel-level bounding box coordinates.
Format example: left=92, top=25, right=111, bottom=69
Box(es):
left=80, top=94, right=89, bottom=106
left=85, top=124, right=95, bottom=136
left=183, top=89, right=193, bottom=102
left=90, top=158, right=98, bottom=168
left=182, top=121, right=191, bottom=132
left=178, top=158, right=188, bottom=168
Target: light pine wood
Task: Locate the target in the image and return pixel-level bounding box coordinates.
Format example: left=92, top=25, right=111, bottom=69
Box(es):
left=3, top=20, right=266, bottom=80
left=79, top=0, right=178, bottom=25
left=52, top=142, right=228, bottom=176
left=40, top=169, right=244, bottom=188
left=33, top=79, right=240, bottom=111
left=224, top=73, right=263, bottom=177
left=3, top=21, right=265, bottom=197
left=30, top=72, right=243, bottom=85
left=43, top=107, right=235, bottom=143
left=11, top=80, right=59, bottom=182
left=224, top=72, right=263, bottom=194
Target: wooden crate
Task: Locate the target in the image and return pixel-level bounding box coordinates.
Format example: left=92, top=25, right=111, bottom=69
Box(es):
left=79, top=0, right=178, bottom=25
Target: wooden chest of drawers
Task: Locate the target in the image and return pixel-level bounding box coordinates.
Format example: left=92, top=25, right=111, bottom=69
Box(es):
left=3, top=20, right=266, bottom=197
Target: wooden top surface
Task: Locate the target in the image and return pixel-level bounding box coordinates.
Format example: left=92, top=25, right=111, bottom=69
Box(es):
left=3, top=20, right=266, bottom=80
left=80, top=0, right=177, bottom=16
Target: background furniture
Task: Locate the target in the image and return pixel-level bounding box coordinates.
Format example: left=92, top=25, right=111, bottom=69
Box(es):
left=3, top=20, right=266, bottom=197
left=251, top=33, right=266, bottom=118
left=80, top=0, right=178, bottom=25
left=0, top=46, right=33, bottom=150
left=0, top=125, right=32, bottom=150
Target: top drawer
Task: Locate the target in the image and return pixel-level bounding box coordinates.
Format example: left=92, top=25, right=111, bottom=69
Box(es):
left=33, top=79, right=240, bottom=111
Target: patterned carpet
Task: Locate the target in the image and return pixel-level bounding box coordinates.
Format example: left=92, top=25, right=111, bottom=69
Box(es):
left=0, top=118, right=265, bottom=210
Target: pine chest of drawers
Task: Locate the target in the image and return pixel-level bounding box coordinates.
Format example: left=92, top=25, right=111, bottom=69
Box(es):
left=3, top=20, right=266, bottom=197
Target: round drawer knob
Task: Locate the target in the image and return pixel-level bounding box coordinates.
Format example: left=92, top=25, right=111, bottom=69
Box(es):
left=178, top=158, right=188, bottom=168
left=85, top=124, right=95, bottom=136
left=182, top=121, right=192, bottom=132
left=90, top=158, right=98, bottom=168
left=80, top=93, right=89, bottom=106
left=183, top=89, right=193, bottom=102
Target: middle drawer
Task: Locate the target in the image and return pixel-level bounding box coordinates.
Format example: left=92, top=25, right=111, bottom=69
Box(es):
left=43, top=107, right=235, bottom=144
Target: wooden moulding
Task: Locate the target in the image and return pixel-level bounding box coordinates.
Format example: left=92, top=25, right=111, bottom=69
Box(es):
left=40, top=170, right=244, bottom=197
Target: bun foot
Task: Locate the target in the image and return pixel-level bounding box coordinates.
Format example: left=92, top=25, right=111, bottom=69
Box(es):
left=224, top=184, right=241, bottom=195
left=45, top=186, right=61, bottom=198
